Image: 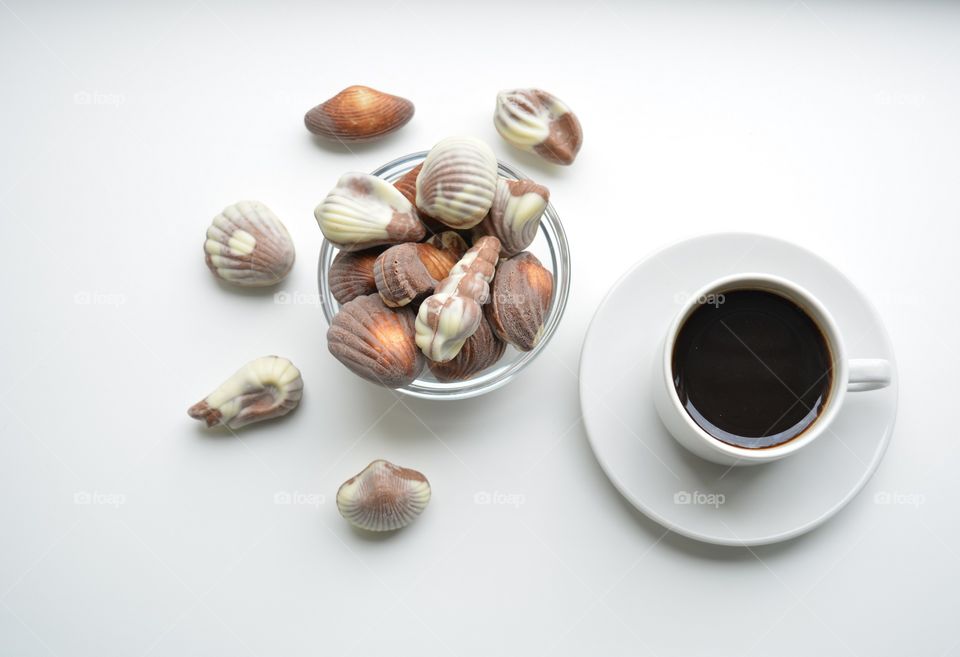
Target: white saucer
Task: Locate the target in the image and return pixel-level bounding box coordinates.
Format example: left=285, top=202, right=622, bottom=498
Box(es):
left=579, top=233, right=898, bottom=546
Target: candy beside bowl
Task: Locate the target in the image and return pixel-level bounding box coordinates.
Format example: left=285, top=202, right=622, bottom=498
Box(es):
left=317, top=150, right=570, bottom=400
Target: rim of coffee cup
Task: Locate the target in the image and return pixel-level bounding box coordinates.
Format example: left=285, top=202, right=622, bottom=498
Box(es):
left=661, top=273, right=849, bottom=462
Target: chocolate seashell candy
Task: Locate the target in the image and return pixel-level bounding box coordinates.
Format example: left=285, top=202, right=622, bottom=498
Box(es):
left=428, top=315, right=506, bottom=382
left=327, top=294, right=425, bottom=388
left=486, top=251, right=553, bottom=351
left=188, top=356, right=303, bottom=429
left=203, top=201, right=295, bottom=287
left=373, top=241, right=460, bottom=308
left=305, top=85, right=414, bottom=143
left=415, top=236, right=501, bottom=362
left=337, top=459, right=431, bottom=532
left=494, top=89, right=582, bottom=165
left=472, top=177, right=549, bottom=257
left=415, top=136, right=498, bottom=229
left=328, top=247, right=383, bottom=305
left=315, top=172, right=425, bottom=252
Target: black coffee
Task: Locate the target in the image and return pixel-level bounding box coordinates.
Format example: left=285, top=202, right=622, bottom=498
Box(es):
left=672, top=289, right=833, bottom=449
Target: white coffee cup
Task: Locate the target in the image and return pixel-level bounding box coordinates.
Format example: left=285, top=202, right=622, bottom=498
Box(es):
left=653, top=273, right=891, bottom=466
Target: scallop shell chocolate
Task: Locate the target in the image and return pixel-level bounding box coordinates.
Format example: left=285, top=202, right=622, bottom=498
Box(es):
left=188, top=356, right=303, bottom=429
left=429, top=315, right=506, bottom=382
left=415, top=136, right=498, bottom=229
left=315, top=173, right=425, bottom=252
left=203, top=201, right=295, bottom=287
left=473, top=177, right=549, bottom=257
left=328, top=248, right=382, bottom=304
left=327, top=294, right=425, bottom=388
left=494, top=89, right=582, bottom=165
left=336, top=459, right=431, bottom=532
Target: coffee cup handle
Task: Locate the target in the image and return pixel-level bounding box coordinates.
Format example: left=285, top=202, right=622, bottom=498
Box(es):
left=847, top=358, right=892, bottom=392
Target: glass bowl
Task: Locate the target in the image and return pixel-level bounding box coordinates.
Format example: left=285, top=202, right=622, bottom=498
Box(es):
left=317, top=151, right=571, bottom=400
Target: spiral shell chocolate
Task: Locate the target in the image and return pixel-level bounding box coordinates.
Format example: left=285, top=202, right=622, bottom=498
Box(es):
left=188, top=356, right=303, bottom=429
left=415, top=236, right=500, bottom=362
left=415, top=136, right=498, bottom=229
left=473, top=178, right=549, bottom=257
left=315, top=173, right=425, bottom=252
left=203, top=201, right=295, bottom=287
left=327, top=294, right=425, bottom=388
left=337, top=459, right=431, bottom=532
left=494, top=89, right=582, bottom=165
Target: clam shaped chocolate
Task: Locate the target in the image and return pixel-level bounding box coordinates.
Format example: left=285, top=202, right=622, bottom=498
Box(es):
left=305, top=85, right=414, bottom=143
left=329, top=248, right=382, bottom=304
left=415, top=236, right=500, bottom=362
left=473, top=178, right=549, bottom=257
left=337, top=459, right=431, bottom=532
left=327, top=294, right=424, bottom=388
left=494, top=89, right=582, bottom=165
left=315, top=173, right=425, bottom=252
left=486, top=252, right=553, bottom=351
left=429, top=315, right=506, bottom=382
left=415, top=136, right=498, bottom=229
left=188, top=356, right=303, bottom=429
left=203, top=201, right=295, bottom=286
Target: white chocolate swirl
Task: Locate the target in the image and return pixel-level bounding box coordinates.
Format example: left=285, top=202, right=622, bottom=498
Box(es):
left=494, top=89, right=582, bottom=165
left=415, top=136, right=498, bottom=229
left=188, top=356, right=303, bottom=429
left=315, top=173, right=424, bottom=251
left=415, top=236, right=500, bottom=362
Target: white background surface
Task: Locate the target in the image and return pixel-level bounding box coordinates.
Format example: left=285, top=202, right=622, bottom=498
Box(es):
left=1, top=1, right=958, bottom=655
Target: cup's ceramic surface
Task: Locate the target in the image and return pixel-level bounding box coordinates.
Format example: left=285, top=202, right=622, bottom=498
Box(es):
left=653, top=273, right=891, bottom=466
